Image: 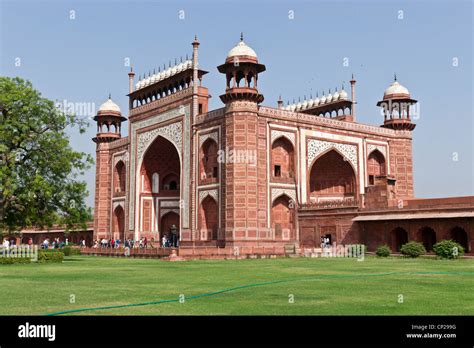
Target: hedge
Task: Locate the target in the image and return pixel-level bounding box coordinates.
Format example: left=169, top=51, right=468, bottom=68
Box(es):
left=433, top=240, right=465, bottom=259
left=0, top=257, right=32, bottom=265
left=400, top=241, right=426, bottom=258
left=62, top=246, right=81, bottom=256
left=375, top=245, right=391, bottom=257
left=38, top=250, right=64, bottom=263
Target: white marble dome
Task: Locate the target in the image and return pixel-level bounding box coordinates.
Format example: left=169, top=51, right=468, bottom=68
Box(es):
left=384, top=81, right=410, bottom=98
left=98, top=97, right=121, bottom=113
left=227, top=40, right=258, bottom=60
left=339, top=89, right=348, bottom=100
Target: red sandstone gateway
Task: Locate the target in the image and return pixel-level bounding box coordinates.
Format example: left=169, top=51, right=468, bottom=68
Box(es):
left=84, top=35, right=473, bottom=258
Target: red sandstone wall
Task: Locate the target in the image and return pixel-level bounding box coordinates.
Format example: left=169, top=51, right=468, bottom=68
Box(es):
left=94, top=147, right=112, bottom=239
left=223, top=101, right=268, bottom=243
left=389, top=137, right=414, bottom=199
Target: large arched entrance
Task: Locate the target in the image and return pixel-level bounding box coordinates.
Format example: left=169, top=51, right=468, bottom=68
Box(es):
left=113, top=205, right=125, bottom=241
left=450, top=226, right=469, bottom=252
left=271, top=195, right=295, bottom=240
left=390, top=227, right=408, bottom=252
left=199, top=196, right=218, bottom=240
left=309, top=149, right=356, bottom=202
left=419, top=226, right=436, bottom=252
left=140, top=135, right=180, bottom=237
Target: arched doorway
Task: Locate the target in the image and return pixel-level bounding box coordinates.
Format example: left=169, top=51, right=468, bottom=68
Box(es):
left=450, top=226, right=469, bottom=252
left=140, top=135, right=180, bottom=235
left=200, top=139, right=218, bottom=183
left=391, top=227, right=408, bottom=252
left=309, top=149, right=356, bottom=202
left=271, top=137, right=295, bottom=180
left=199, top=196, right=218, bottom=240
left=419, top=226, right=436, bottom=252
left=271, top=195, right=295, bottom=240
left=113, top=205, right=125, bottom=241
left=161, top=211, right=180, bottom=246
left=367, top=150, right=386, bottom=185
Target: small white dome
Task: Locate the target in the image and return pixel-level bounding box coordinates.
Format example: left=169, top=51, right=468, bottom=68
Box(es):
left=99, top=98, right=121, bottom=113
left=227, top=40, right=258, bottom=60
left=320, top=94, right=327, bottom=104
left=151, top=74, right=157, bottom=83
left=314, top=96, right=320, bottom=106
left=326, top=93, right=333, bottom=103
left=296, top=102, right=302, bottom=110
left=384, top=81, right=410, bottom=98
left=339, top=89, right=348, bottom=100
left=302, top=99, right=308, bottom=109
left=135, top=82, right=140, bottom=89
left=333, top=90, right=340, bottom=100
left=308, top=99, right=314, bottom=108
left=290, top=104, right=296, bottom=112
left=177, top=63, right=184, bottom=73
left=187, top=60, right=192, bottom=69
left=171, top=65, right=177, bottom=75
left=164, top=68, right=171, bottom=78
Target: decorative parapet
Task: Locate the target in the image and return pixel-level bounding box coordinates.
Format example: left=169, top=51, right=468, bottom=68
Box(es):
left=259, top=106, right=412, bottom=138
left=129, top=87, right=193, bottom=117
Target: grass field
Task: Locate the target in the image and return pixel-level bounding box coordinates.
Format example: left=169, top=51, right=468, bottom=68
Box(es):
left=0, top=255, right=473, bottom=315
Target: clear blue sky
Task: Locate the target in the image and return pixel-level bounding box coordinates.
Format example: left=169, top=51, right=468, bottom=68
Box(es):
left=1, top=0, right=473, bottom=207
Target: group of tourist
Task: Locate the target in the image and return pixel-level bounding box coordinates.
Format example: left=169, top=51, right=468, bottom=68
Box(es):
left=320, top=236, right=331, bottom=249
left=91, top=237, right=150, bottom=249
left=41, top=237, right=69, bottom=249
left=161, top=234, right=179, bottom=248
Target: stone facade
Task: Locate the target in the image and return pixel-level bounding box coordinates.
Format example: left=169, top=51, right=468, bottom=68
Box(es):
left=91, top=36, right=473, bottom=255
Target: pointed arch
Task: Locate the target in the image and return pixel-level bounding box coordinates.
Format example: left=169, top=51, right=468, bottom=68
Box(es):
left=200, top=138, right=219, bottom=183
left=114, top=160, right=126, bottom=193
left=450, top=226, right=469, bottom=252
left=271, top=194, right=295, bottom=241
left=418, top=226, right=436, bottom=251
left=199, top=195, right=218, bottom=240
left=113, top=205, right=125, bottom=241
left=308, top=149, right=356, bottom=202
left=391, top=227, right=408, bottom=252
left=271, top=136, right=295, bottom=180
left=367, top=149, right=386, bottom=185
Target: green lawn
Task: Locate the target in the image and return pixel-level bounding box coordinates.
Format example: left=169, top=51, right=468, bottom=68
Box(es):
left=0, top=255, right=473, bottom=315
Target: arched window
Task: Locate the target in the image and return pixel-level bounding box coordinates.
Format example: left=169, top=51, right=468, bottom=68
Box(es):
left=152, top=173, right=159, bottom=194
left=200, top=138, right=218, bottom=183
left=271, top=137, right=295, bottom=180
left=367, top=150, right=386, bottom=185
left=114, top=161, right=126, bottom=193
left=162, top=173, right=179, bottom=191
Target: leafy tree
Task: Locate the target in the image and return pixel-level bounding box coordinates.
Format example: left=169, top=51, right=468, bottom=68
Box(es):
left=0, top=77, right=93, bottom=235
